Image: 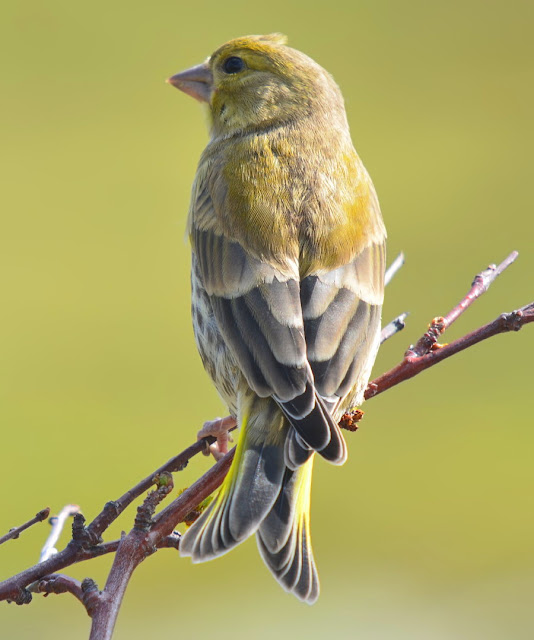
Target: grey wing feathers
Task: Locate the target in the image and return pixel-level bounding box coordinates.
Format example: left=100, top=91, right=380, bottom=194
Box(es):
left=302, top=240, right=385, bottom=407
left=194, top=227, right=307, bottom=400
left=282, top=388, right=347, bottom=467
left=193, top=226, right=343, bottom=460
left=285, top=428, right=314, bottom=469
left=192, top=182, right=384, bottom=463
left=284, top=240, right=385, bottom=468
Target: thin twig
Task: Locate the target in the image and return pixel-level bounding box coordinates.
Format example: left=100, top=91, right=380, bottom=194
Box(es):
left=0, top=440, right=218, bottom=603
left=380, top=253, right=407, bottom=344
left=157, top=532, right=181, bottom=550
left=366, top=302, right=534, bottom=399
left=407, top=251, right=518, bottom=358
left=384, top=252, right=405, bottom=286
left=443, top=251, right=519, bottom=327
left=39, top=505, right=81, bottom=563
left=380, top=312, right=409, bottom=344
left=31, top=574, right=84, bottom=605
left=81, top=533, right=181, bottom=558
left=0, top=508, right=50, bottom=546
left=150, top=448, right=235, bottom=540
left=85, top=436, right=222, bottom=544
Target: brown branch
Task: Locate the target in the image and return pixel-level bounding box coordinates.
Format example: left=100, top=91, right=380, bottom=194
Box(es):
left=31, top=574, right=84, bottom=605
left=0, top=251, right=532, bottom=639
left=0, top=508, right=50, bottom=546
left=32, top=575, right=102, bottom=618
left=81, top=533, right=181, bottom=558
left=87, top=472, right=176, bottom=639
left=366, top=302, right=533, bottom=399
left=150, top=448, right=235, bottom=539
left=0, top=440, right=215, bottom=603
left=87, top=454, right=234, bottom=640
left=406, top=251, right=518, bottom=358
left=443, top=251, right=518, bottom=326
left=4, top=532, right=182, bottom=606
left=1, top=546, right=80, bottom=605
left=84, top=437, right=221, bottom=544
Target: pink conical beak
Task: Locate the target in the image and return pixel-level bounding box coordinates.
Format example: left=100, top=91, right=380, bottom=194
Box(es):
left=166, top=62, right=213, bottom=103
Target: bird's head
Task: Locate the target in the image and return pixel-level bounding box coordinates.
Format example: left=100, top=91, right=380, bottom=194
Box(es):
left=167, top=34, right=345, bottom=137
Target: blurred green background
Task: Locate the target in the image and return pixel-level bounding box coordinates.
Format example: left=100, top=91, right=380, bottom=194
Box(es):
left=1, top=0, right=533, bottom=637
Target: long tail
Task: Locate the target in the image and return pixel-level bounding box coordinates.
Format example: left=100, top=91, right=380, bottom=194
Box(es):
left=257, top=457, right=319, bottom=603
left=179, top=401, right=287, bottom=560
left=180, top=398, right=322, bottom=604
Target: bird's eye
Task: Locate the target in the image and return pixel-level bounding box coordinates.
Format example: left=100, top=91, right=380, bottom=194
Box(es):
left=222, top=56, right=245, bottom=74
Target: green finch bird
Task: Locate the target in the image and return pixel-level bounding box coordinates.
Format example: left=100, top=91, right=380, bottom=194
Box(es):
left=167, top=33, right=386, bottom=603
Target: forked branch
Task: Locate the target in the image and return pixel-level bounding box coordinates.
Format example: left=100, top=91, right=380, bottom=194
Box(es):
left=0, top=251, right=531, bottom=640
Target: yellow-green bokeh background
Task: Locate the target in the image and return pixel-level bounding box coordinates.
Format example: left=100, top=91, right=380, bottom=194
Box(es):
left=1, top=1, right=533, bottom=637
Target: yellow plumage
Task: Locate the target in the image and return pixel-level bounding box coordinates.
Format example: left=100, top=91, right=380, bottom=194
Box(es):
left=168, top=34, right=386, bottom=603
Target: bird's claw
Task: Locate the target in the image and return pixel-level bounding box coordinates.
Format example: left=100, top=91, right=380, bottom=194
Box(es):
left=197, top=415, right=237, bottom=461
